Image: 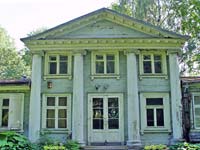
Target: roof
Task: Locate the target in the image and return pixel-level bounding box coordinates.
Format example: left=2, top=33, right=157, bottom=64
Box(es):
left=181, top=76, right=200, bottom=84
left=21, top=8, right=190, bottom=42
left=0, top=79, right=30, bottom=86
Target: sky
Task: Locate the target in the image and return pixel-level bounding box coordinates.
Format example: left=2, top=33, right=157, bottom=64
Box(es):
left=0, top=0, right=116, bottom=50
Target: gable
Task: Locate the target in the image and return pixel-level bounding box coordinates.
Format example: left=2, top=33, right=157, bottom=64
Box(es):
left=21, top=8, right=189, bottom=42
left=49, top=20, right=153, bottom=39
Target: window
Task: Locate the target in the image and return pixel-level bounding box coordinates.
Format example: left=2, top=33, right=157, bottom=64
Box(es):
left=42, top=94, right=71, bottom=130
left=0, top=94, right=24, bottom=130
left=0, top=99, right=9, bottom=127
left=140, top=93, right=170, bottom=132
left=192, top=95, right=200, bottom=129
left=44, top=53, right=72, bottom=79
left=91, top=51, right=119, bottom=79
left=146, top=98, right=164, bottom=127
left=140, top=51, right=167, bottom=77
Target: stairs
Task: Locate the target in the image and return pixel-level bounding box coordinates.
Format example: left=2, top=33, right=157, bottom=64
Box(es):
left=83, top=146, right=128, bottom=150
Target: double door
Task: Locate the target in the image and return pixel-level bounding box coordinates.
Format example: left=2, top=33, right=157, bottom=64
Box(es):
left=88, top=94, right=124, bottom=144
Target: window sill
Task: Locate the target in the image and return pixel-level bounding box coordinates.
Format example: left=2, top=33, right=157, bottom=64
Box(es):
left=0, top=128, right=24, bottom=132
left=43, top=75, right=72, bottom=80
left=141, top=128, right=171, bottom=134
left=41, top=129, right=71, bottom=134
left=90, top=74, right=120, bottom=80
left=139, top=74, right=168, bottom=80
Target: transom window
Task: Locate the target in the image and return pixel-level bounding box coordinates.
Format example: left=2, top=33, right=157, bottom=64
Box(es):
left=193, top=95, right=200, bottom=128
left=0, top=99, right=9, bottom=127
left=91, top=51, right=119, bottom=78
left=45, top=53, right=72, bottom=78
left=140, top=93, right=170, bottom=132
left=140, top=51, right=167, bottom=76
left=42, top=94, right=71, bottom=130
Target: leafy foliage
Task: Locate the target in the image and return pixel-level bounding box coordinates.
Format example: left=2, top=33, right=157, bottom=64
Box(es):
left=0, top=131, right=33, bottom=150
left=172, top=0, right=200, bottom=37
left=43, top=145, right=65, bottom=150
left=169, top=142, right=200, bottom=150
left=19, top=27, right=48, bottom=72
left=144, top=144, right=167, bottom=150
left=0, top=26, right=30, bottom=79
left=65, top=140, right=80, bottom=150
left=110, top=0, right=200, bottom=75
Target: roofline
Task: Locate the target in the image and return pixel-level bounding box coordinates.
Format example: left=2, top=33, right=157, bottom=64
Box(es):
left=0, top=79, right=30, bottom=85
left=21, top=8, right=190, bottom=42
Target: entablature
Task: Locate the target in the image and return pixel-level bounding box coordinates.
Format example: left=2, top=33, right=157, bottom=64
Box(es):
left=25, top=38, right=185, bottom=52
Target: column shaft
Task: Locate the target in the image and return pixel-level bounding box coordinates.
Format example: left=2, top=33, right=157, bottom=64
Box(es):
left=72, top=53, right=85, bottom=145
left=169, top=53, right=182, bottom=140
left=29, top=54, right=42, bottom=142
left=126, top=52, right=141, bottom=146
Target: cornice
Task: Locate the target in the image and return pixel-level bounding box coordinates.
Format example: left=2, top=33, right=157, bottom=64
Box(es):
left=25, top=38, right=185, bottom=51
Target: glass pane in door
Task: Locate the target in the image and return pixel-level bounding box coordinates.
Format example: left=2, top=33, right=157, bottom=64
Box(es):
left=108, top=98, right=119, bottom=129
left=93, top=98, right=104, bottom=129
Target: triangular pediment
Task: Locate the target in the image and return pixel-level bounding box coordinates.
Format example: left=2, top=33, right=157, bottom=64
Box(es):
left=50, top=20, right=153, bottom=38
left=21, top=8, right=188, bottom=42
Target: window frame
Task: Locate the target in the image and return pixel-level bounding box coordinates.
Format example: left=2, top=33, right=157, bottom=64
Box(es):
left=44, top=52, right=72, bottom=79
left=192, top=93, right=200, bottom=129
left=139, top=51, right=167, bottom=79
left=140, top=93, right=170, bottom=133
left=0, top=93, right=24, bottom=131
left=91, top=51, right=120, bottom=79
left=42, top=94, right=71, bottom=131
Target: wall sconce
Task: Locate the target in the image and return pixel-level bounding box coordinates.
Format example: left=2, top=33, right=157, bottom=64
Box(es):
left=47, top=81, right=53, bottom=89
left=104, top=84, right=109, bottom=90
left=95, top=84, right=101, bottom=90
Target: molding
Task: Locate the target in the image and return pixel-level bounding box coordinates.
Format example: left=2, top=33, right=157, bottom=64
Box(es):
left=25, top=38, right=185, bottom=51
left=90, top=74, right=120, bottom=80
left=43, top=75, right=72, bottom=80
left=0, top=85, right=30, bottom=91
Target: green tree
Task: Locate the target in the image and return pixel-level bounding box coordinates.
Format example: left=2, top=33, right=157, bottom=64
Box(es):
left=110, top=0, right=200, bottom=75
left=20, top=27, right=48, bottom=71
left=0, top=26, right=29, bottom=79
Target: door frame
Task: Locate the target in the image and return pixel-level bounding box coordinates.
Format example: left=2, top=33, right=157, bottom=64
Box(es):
left=87, top=93, right=124, bottom=144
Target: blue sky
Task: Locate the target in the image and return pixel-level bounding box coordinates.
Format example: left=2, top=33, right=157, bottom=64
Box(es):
left=0, top=0, right=116, bottom=50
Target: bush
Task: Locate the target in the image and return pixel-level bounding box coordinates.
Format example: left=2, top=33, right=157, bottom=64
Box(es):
left=144, top=144, right=168, bottom=150
left=169, top=142, right=200, bottom=150
left=43, top=145, right=66, bottom=150
left=0, top=131, right=33, bottom=150
left=65, top=140, right=80, bottom=150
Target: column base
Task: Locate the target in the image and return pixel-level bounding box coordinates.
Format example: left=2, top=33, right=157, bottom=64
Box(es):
left=169, top=137, right=185, bottom=145
left=127, top=140, right=142, bottom=150
left=78, top=140, right=86, bottom=146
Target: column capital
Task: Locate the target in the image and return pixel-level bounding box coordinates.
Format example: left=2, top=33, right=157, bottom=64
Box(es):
left=72, top=50, right=87, bottom=56
left=32, top=51, right=44, bottom=56
left=124, top=49, right=139, bottom=55
left=167, top=49, right=181, bottom=55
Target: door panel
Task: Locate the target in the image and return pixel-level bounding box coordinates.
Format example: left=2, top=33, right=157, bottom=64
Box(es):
left=88, top=94, right=124, bottom=144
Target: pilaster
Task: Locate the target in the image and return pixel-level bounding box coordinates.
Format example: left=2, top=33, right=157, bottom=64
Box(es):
left=126, top=51, right=141, bottom=148
left=29, top=53, right=42, bottom=142
left=72, top=51, right=86, bottom=146
left=169, top=52, right=182, bottom=141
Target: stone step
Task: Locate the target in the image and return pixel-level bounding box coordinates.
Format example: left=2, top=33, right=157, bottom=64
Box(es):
left=83, top=146, right=128, bottom=150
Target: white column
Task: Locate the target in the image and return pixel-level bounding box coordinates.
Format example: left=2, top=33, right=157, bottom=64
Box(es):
left=72, top=52, right=85, bottom=146
left=126, top=52, right=141, bottom=147
left=29, top=54, right=42, bottom=142
left=169, top=52, right=182, bottom=140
